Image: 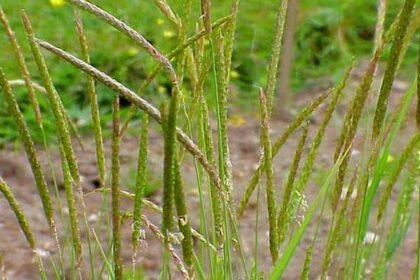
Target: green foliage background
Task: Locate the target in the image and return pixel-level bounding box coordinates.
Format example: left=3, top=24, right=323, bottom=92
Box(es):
left=0, top=0, right=416, bottom=143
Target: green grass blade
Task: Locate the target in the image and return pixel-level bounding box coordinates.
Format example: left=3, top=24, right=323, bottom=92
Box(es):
left=353, top=80, right=416, bottom=279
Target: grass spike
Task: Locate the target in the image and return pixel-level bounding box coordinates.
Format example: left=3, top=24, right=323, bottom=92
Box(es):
left=74, top=9, right=106, bottom=187
left=111, top=96, right=123, bottom=280
left=161, top=102, right=176, bottom=237
left=264, top=0, right=288, bottom=115
left=132, top=113, right=149, bottom=253
left=58, top=144, right=82, bottom=266
left=372, top=0, right=416, bottom=141
left=153, top=0, right=180, bottom=28
left=173, top=159, right=194, bottom=277
left=223, top=0, right=239, bottom=83
left=417, top=35, right=420, bottom=130
left=68, top=0, right=178, bottom=82
left=0, top=177, right=35, bottom=249
left=200, top=96, right=223, bottom=245
left=259, top=89, right=279, bottom=263
left=277, top=122, right=309, bottom=245
left=0, top=8, right=42, bottom=126
left=214, top=29, right=233, bottom=199
left=332, top=50, right=382, bottom=210
left=0, top=69, right=55, bottom=230
left=237, top=89, right=331, bottom=217
left=21, top=11, right=80, bottom=184
left=200, top=0, right=212, bottom=34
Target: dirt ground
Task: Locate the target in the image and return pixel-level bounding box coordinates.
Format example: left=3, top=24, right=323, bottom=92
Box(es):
left=0, top=67, right=418, bottom=279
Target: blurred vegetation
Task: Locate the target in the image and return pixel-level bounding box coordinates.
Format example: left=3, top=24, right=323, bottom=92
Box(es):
left=0, top=0, right=416, bottom=143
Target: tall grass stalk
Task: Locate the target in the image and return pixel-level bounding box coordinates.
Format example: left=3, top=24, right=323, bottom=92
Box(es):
left=58, top=143, right=82, bottom=269
left=265, top=0, right=288, bottom=114
left=131, top=113, right=149, bottom=271
left=259, top=89, right=279, bottom=263
left=213, top=30, right=233, bottom=201
left=173, top=159, right=194, bottom=276
left=0, top=69, right=56, bottom=234
left=153, top=0, right=180, bottom=28
left=277, top=123, right=308, bottom=245
left=223, top=0, right=239, bottom=84
left=21, top=11, right=80, bottom=185
left=200, top=96, right=223, bottom=246
left=373, top=0, right=387, bottom=53
left=210, top=27, right=246, bottom=278
left=372, top=0, right=416, bottom=140
left=0, top=8, right=42, bottom=126
left=74, top=10, right=106, bottom=188
left=200, top=0, right=212, bottom=34
left=111, top=97, right=122, bottom=280
left=417, top=36, right=420, bottom=130
left=0, top=177, right=35, bottom=249
left=68, top=0, right=178, bottom=86
left=332, top=50, right=382, bottom=210
left=160, top=101, right=176, bottom=278
left=0, top=177, right=49, bottom=277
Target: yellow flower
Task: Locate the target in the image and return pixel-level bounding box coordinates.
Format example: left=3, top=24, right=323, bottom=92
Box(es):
left=157, top=18, right=165, bottom=26
left=157, top=86, right=166, bottom=94
left=163, top=30, right=175, bottom=39
left=50, top=0, right=66, bottom=7
left=127, top=47, right=139, bottom=57
left=230, top=70, right=240, bottom=79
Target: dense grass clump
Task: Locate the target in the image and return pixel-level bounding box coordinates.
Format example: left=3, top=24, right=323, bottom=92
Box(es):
left=0, top=0, right=418, bottom=279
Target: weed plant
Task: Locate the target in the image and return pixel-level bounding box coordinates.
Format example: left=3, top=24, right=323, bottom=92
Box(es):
left=0, top=0, right=418, bottom=279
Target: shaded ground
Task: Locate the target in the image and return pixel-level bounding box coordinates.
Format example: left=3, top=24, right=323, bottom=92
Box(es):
left=0, top=67, right=417, bottom=279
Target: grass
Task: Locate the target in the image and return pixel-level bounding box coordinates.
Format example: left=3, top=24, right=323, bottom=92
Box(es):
left=0, top=0, right=418, bottom=279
